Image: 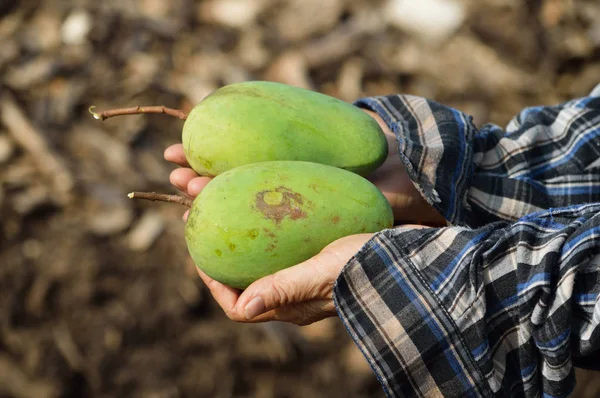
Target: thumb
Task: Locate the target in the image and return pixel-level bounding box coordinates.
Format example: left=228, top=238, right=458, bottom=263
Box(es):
left=236, top=257, right=335, bottom=320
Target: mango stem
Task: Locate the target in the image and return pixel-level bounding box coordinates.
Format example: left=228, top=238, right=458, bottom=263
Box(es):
left=128, top=191, right=192, bottom=208
left=89, top=105, right=188, bottom=121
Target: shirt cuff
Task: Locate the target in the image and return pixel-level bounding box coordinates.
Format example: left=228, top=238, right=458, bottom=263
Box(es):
left=354, top=96, right=477, bottom=226
left=333, top=227, right=491, bottom=397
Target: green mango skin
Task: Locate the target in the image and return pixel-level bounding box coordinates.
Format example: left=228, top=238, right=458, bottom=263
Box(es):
left=182, top=81, right=388, bottom=177
left=185, top=161, right=393, bottom=289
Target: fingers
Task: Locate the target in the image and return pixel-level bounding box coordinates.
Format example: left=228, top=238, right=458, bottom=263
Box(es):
left=169, top=169, right=212, bottom=198
left=195, top=267, right=280, bottom=322
left=164, top=144, right=190, bottom=167
left=196, top=268, right=241, bottom=316
left=165, top=143, right=202, bottom=198
left=170, top=168, right=199, bottom=193
left=235, top=258, right=333, bottom=321
left=168, top=163, right=211, bottom=221
left=187, top=176, right=212, bottom=197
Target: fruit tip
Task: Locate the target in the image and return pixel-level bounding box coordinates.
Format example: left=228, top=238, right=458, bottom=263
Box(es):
left=88, top=106, right=102, bottom=120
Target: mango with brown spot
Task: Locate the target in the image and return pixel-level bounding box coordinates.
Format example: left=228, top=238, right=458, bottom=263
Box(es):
left=184, top=161, right=393, bottom=289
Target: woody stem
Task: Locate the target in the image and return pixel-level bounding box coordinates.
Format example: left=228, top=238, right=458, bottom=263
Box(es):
left=89, top=106, right=188, bottom=121
left=127, top=191, right=192, bottom=208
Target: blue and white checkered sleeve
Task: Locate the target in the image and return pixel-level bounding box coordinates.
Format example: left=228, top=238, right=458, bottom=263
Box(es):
left=355, top=85, right=600, bottom=227
left=334, top=203, right=600, bottom=397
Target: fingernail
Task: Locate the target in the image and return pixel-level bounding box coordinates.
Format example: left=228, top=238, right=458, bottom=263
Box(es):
left=244, top=296, right=265, bottom=320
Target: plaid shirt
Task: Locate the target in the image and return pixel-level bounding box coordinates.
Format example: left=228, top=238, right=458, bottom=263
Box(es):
left=333, top=84, right=600, bottom=397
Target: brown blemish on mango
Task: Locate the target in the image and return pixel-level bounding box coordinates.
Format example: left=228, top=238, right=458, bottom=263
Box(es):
left=247, top=229, right=259, bottom=239
left=255, top=186, right=307, bottom=225
left=228, top=243, right=236, bottom=251
left=332, top=215, right=340, bottom=224
left=308, top=183, right=320, bottom=193
left=215, top=249, right=222, bottom=257
left=263, top=228, right=276, bottom=239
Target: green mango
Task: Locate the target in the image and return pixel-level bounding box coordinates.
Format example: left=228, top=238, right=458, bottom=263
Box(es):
left=182, top=81, right=388, bottom=177
left=185, top=161, right=393, bottom=289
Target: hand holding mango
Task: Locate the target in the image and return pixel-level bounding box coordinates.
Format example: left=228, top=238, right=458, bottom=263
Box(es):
left=92, top=81, right=442, bottom=293
left=165, top=144, right=430, bottom=325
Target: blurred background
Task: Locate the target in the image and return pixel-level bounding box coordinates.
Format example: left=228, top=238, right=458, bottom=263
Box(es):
left=0, top=0, right=599, bottom=397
